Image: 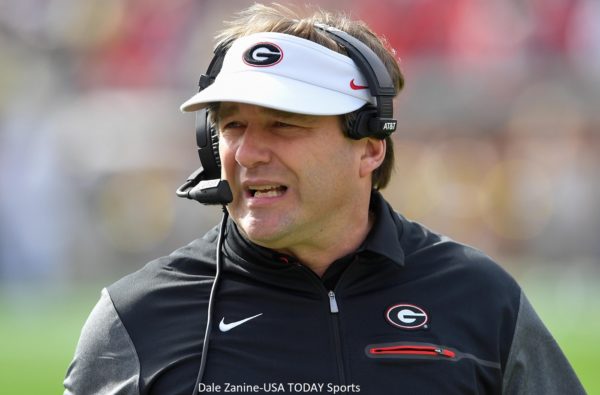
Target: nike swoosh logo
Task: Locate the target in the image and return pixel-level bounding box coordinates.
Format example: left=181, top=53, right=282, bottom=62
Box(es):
left=350, top=79, right=368, bottom=90
left=219, top=313, right=263, bottom=332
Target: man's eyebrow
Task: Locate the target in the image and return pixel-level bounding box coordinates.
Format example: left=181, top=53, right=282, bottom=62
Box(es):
left=215, top=104, right=235, bottom=121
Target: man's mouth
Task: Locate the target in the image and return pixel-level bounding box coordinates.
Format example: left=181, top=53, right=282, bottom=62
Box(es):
left=247, top=184, right=288, bottom=198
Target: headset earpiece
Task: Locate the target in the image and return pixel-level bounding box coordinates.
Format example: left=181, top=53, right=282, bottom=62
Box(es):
left=347, top=104, right=399, bottom=140
left=192, top=41, right=231, bottom=181
left=195, top=109, right=221, bottom=180
left=346, top=105, right=376, bottom=140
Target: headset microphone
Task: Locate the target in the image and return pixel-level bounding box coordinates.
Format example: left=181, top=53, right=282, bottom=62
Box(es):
left=177, top=41, right=233, bottom=206
left=176, top=169, right=233, bottom=205
left=175, top=109, right=232, bottom=205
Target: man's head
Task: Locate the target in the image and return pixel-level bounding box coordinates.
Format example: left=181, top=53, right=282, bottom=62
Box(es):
left=181, top=3, right=404, bottom=190
left=180, top=4, right=404, bottom=262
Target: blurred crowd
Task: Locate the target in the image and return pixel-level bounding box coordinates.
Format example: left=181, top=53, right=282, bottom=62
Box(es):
left=1, top=0, right=599, bottom=284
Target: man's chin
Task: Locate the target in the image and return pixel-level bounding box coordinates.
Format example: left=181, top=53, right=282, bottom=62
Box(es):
left=231, top=209, right=296, bottom=245
left=238, top=224, right=290, bottom=251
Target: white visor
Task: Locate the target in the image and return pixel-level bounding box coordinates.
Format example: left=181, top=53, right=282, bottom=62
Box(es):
left=180, top=32, right=374, bottom=115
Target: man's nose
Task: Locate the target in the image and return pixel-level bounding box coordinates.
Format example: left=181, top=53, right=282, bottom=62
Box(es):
left=234, top=126, right=271, bottom=168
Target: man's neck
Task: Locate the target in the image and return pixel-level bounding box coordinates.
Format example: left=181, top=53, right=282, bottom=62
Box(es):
left=276, top=209, right=374, bottom=277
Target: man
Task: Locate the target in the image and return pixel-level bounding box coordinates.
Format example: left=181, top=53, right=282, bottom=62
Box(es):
left=64, top=4, right=585, bottom=395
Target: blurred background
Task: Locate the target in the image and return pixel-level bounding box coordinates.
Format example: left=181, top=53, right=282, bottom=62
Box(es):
left=1, top=0, right=598, bottom=393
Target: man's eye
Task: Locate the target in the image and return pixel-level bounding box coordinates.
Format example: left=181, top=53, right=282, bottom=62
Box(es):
left=273, top=121, right=294, bottom=128
left=221, top=122, right=244, bottom=130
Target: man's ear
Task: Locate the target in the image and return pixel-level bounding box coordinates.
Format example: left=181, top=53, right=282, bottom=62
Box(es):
left=359, top=137, right=386, bottom=178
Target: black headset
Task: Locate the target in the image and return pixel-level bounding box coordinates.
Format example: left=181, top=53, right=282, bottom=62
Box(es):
left=181, top=25, right=398, bottom=395
left=177, top=24, right=397, bottom=207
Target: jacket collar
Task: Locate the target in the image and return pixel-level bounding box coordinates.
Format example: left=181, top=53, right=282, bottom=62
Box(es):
left=225, top=190, right=405, bottom=268
left=360, top=191, right=405, bottom=266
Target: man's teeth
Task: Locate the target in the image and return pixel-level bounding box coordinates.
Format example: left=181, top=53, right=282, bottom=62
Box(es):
left=249, top=185, right=285, bottom=198
left=254, top=189, right=283, bottom=198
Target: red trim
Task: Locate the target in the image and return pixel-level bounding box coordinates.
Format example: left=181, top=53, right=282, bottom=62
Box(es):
left=369, top=345, right=455, bottom=359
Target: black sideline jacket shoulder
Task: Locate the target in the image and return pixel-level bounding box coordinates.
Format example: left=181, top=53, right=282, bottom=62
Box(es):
left=64, top=193, right=585, bottom=395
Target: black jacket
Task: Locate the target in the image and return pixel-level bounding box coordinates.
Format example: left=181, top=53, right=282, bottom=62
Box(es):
left=64, top=192, right=585, bottom=394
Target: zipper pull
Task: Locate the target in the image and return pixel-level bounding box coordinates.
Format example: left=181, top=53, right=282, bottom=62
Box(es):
left=328, top=291, right=339, bottom=313
left=435, top=348, right=456, bottom=358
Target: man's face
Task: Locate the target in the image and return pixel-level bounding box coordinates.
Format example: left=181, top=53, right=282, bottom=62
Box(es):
left=217, top=102, right=369, bottom=254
